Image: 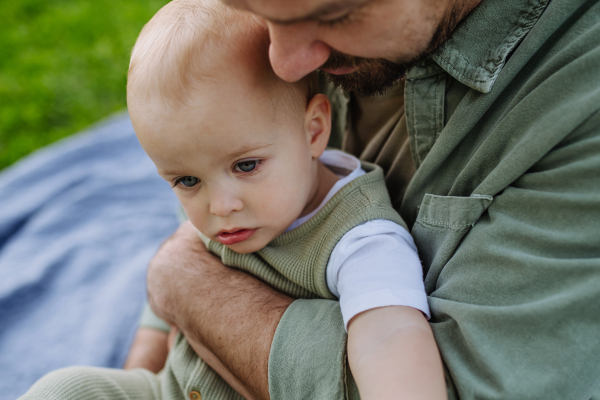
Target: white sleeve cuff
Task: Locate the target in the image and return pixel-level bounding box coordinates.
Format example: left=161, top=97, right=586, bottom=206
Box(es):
left=341, top=288, right=431, bottom=330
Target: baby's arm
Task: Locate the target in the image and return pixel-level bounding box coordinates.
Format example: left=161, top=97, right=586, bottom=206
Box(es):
left=123, top=327, right=169, bottom=372
left=328, top=219, right=446, bottom=399
left=347, top=306, right=447, bottom=400
left=124, top=302, right=172, bottom=372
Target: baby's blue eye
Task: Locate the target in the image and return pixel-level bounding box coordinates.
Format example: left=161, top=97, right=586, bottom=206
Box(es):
left=177, top=176, right=199, bottom=188
left=235, top=160, right=258, bottom=173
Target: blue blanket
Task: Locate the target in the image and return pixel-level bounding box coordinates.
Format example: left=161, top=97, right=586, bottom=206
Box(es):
left=0, top=113, right=180, bottom=399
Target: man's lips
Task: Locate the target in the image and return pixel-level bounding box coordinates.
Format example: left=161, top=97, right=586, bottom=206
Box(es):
left=320, top=65, right=359, bottom=75
left=216, top=228, right=257, bottom=245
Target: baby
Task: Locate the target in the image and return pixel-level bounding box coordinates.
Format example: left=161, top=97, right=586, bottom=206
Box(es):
left=21, top=1, right=446, bottom=399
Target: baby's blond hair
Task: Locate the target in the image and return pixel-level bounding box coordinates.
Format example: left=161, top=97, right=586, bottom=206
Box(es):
left=127, top=0, right=316, bottom=111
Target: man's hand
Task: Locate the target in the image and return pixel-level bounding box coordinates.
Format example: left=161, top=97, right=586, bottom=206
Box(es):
left=146, top=221, right=214, bottom=326
left=147, top=221, right=294, bottom=400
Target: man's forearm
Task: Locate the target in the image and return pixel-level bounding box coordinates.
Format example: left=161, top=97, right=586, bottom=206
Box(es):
left=179, top=264, right=292, bottom=400
left=186, top=330, right=258, bottom=399
left=147, top=222, right=293, bottom=400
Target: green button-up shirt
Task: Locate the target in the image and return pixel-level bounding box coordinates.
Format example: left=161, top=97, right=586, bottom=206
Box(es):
left=269, top=0, right=600, bottom=398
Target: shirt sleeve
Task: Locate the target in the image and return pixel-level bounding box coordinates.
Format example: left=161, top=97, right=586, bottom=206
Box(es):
left=268, top=300, right=356, bottom=400
left=326, top=220, right=430, bottom=330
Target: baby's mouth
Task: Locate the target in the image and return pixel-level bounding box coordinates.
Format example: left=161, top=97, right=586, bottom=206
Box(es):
left=216, top=228, right=257, bottom=245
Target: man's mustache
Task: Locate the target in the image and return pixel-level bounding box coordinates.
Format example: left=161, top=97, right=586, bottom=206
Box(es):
left=320, top=50, right=367, bottom=70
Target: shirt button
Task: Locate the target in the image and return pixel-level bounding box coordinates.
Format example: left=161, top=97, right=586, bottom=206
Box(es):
left=189, top=391, right=201, bottom=400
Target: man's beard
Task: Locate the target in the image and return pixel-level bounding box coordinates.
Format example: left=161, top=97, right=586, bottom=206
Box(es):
left=319, top=3, right=467, bottom=97
left=319, top=51, right=416, bottom=97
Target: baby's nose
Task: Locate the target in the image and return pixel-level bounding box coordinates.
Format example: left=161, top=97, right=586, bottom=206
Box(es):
left=209, top=190, right=243, bottom=217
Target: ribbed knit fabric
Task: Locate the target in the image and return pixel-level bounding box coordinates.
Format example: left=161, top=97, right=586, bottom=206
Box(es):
left=21, top=367, right=162, bottom=400
left=20, top=161, right=402, bottom=400
left=160, top=333, right=245, bottom=400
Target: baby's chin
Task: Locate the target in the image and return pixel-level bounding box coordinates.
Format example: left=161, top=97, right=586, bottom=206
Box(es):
left=225, top=235, right=270, bottom=254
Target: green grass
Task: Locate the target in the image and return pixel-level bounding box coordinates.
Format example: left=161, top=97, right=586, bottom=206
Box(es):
left=0, top=0, right=169, bottom=170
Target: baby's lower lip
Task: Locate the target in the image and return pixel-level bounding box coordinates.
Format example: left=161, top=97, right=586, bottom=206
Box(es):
left=216, top=229, right=257, bottom=245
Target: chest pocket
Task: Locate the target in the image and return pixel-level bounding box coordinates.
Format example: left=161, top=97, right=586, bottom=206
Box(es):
left=412, top=194, right=493, bottom=294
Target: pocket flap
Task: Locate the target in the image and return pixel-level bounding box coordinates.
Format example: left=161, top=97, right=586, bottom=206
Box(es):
left=416, top=194, right=493, bottom=229
left=413, top=194, right=493, bottom=292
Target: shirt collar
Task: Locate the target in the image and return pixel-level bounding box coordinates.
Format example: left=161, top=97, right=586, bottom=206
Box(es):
left=424, top=0, right=550, bottom=93
left=285, top=150, right=365, bottom=232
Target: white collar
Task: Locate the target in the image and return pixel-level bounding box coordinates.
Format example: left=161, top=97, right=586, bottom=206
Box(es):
left=285, top=150, right=365, bottom=232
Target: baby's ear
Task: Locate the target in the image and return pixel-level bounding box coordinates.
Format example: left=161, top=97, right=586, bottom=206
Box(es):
left=304, top=94, right=332, bottom=159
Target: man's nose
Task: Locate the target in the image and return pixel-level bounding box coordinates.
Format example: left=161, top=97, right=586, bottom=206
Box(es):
left=267, top=21, right=331, bottom=82
left=209, top=187, right=243, bottom=218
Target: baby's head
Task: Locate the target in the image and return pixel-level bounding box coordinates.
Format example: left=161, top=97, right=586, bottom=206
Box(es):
left=128, top=0, right=332, bottom=253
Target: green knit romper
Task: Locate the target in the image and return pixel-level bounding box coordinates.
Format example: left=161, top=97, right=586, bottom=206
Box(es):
left=160, top=161, right=406, bottom=400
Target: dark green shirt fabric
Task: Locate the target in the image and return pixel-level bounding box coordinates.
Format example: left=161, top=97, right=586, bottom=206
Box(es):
left=269, top=0, right=600, bottom=399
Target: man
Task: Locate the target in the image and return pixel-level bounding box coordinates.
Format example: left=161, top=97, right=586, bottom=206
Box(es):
left=141, top=0, right=600, bottom=398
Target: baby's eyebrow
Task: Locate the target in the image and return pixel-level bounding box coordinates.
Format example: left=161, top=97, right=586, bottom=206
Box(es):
left=156, top=168, right=179, bottom=177
left=228, top=143, right=274, bottom=159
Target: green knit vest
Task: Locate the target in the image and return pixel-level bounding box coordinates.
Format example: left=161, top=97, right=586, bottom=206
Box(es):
left=200, top=161, right=406, bottom=300
left=163, top=161, right=406, bottom=400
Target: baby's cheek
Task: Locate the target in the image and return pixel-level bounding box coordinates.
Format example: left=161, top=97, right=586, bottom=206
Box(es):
left=182, top=208, right=208, bottom=235
left=261, top=189, right=302, bottom=221
left=176, top=195, right=209, bottom=230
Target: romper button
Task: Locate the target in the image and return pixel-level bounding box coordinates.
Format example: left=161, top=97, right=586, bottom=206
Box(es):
left=189, top=391, right=201, bottom=400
